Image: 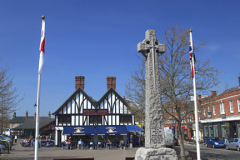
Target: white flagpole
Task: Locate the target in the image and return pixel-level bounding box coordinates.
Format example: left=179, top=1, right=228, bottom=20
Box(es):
left=35, top=15, right=45, bottom=160
left=190, top=29, right=201, bottom=160
left=35, top=73, right=41, bottom=160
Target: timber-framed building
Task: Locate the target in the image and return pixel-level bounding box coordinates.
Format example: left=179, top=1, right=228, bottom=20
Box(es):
left=53, top=76, right=142, bottom=146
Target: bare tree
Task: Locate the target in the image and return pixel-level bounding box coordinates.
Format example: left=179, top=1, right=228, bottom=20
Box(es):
left=125, top=56, right=145, bottom=122
left=0, top=63, right=23, bottom=133
left=125, top=24, right=219, bottom=159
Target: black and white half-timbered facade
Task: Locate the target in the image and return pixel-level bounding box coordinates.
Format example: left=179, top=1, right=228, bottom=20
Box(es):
left=53, top=76, right=137, bottom=146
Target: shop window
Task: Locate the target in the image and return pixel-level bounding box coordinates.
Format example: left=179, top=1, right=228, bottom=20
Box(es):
left=120, top=115, right=132, bottom=123
left=213, top=125, right=218, bottom=137
left=229, top=100, right=233, bottom=113
left=213, top=105, right=216, bottom=115
left=220, top=102, right=225, bottom=114
left=89, top=115, right=102, bottom=125
left=204, top=126, right=208, bottom=137
left=58, top=115, right=71, bottom=125
left=208, top=126, right=213, bottom=137
left=221, top=124, right=229, bottom=140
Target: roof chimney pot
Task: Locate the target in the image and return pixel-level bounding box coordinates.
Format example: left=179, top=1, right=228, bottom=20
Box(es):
left=107, top=76, right=116, bottom=90
left=75, top=76, right=85, bottom=90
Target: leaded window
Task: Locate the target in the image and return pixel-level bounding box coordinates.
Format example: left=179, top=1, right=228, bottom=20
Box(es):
left=89, top=115, right=102, bottom=125
left=58, top=115, right=71, bottom=125
left=120, top=115, right=132, bottom=123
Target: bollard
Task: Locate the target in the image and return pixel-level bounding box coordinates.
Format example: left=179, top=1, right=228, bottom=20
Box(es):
left=7, top=144, right=9, bottom=154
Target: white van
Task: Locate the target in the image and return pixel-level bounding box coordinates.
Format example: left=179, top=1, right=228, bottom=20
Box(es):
left=164, top=127, right=174, bottom=147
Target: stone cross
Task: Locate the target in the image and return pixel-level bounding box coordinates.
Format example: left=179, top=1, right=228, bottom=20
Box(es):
left=137, top=30, right=165, bottom=148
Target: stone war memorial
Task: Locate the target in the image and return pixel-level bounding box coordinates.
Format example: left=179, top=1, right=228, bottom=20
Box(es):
left=135, top=30, right=177, bottom=160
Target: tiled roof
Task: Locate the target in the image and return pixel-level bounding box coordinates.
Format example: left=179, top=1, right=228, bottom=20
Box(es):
left=218, top=86, right=240, bottom=95
left=13, top=117, right=55, bottom=130
left=10, top=116, right=34, bottom=123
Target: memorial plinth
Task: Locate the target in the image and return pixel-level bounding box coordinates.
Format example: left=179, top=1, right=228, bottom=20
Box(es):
left=135, top=30, right=177, bottom=160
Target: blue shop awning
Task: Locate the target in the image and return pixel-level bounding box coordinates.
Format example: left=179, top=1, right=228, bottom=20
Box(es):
left=63, top=126, right=95, bottom=135
left=126, top=125, right=144, bottom=133
left=96, top=126, right=127, bottom=135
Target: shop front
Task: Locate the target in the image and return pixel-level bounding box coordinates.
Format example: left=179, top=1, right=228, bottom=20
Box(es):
left=96, top=126, right=128, bottom=145
left=126, top=125, right=144, bottom=147
left=62, top=126, right=95, bottom=144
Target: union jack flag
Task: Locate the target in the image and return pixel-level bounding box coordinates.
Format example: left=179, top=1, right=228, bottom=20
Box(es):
left=189, top=30, right=196, bottom=77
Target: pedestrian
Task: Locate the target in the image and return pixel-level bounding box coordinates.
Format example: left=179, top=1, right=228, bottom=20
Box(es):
left=119, top=139, right=124, bottom=149
left=14, top=135, right=18, bottom=143
left=225, top=134, right=228, bottom=143
left=234, top=133, right=237, bottom=138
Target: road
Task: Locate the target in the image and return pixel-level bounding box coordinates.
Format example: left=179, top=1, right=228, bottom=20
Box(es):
left=183, top=143, right=240, bottom=160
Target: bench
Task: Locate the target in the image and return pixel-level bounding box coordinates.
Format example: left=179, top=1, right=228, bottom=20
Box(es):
left=188, top=151, right=208, bottom=160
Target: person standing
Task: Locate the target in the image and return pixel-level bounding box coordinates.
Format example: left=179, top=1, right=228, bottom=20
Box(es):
left=225, top=134, right=228, bottom=143
left=234, top=133, right=237, bottom=138
left=14, top=135, right=18, bottom=143
left=119, top=139, right=124, bottom=149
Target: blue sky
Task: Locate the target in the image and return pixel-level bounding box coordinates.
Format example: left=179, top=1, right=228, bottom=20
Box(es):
left=0, top=0, right=240, bottom=117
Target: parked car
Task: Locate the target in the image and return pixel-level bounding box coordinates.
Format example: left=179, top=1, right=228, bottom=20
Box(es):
left=0, top=144, right=6, bottom=152
left=0, top=135, right=11, bottom=149
left=206, top=137, right=225, bottom=148
left=225, top=138, right=240, bottom=151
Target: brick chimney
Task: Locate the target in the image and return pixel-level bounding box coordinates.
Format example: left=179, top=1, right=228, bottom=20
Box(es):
left=211, top=91, right=216, bottom=96
left=198, top=95, right=201, bottom=99
left=13, top=112, right=16, bottom=118
left=75, top=76, right=85, bottom=90
left=238, top=74, right=240, bottom=86
left=26, top=111, right=28, bottom=118
left=107, top=76, right=116, bottom=90
left=48, top=111, right=51, bottom=119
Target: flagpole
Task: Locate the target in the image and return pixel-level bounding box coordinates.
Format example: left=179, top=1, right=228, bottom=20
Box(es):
left=35, top=15, right=45, bottom=160
left=35, top=73, right=41, bottom=160
left=190, top=29, right=201, bottom=160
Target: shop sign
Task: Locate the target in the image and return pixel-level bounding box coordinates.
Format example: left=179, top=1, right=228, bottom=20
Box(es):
left=40, top=141, right=54, bottom=147
left=51, top=126, right=55, bottom=130
left=83, top=109, right=108, bottom=115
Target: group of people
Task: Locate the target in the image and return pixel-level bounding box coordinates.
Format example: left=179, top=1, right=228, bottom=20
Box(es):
left=20, top=136, right=39, bottom=148
left=75, top=139, right=126, bottom=150
left=21, top=138, right=32, bottom=147
left=224, top=133, right=238, bottom=143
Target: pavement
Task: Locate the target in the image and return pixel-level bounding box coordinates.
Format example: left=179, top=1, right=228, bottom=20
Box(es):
left=2, top=140, right=235, bottom=160
left=0, top=139, right=138, bottom=160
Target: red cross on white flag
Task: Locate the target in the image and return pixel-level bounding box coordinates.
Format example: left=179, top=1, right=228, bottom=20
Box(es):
left=38, top=17, right=45, bottom=74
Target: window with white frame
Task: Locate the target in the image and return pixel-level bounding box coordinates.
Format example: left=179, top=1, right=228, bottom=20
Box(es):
left=220, top=102, right=225, bottom=114
left=208, top=106, right=210, bottom=112
left=229, top=100, right=233, bottom=113
left=238, top=99, right=240, bottom=112
left=213, top=105, right=216, bottom=115
left=204, top=107, right=206, bottom=117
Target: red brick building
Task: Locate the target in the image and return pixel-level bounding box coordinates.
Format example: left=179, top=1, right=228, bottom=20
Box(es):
left=199, top=75, right=240, bottom=141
